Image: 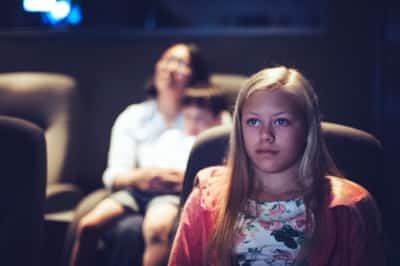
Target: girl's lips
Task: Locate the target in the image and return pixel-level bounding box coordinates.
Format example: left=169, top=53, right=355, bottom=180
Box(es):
left=256, top=149, right=279, bottom=154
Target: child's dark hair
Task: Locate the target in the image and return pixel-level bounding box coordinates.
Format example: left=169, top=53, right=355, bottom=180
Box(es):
left=181, top=85, right=228, bottom=116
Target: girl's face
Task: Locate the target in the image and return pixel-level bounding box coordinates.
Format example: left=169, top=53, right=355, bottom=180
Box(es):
left=241, top=89, right=307, bottom=180
left=154, top=44, right=192, bottom=100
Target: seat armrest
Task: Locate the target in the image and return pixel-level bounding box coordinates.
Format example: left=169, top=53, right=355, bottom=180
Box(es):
left=46, top=183, right=85, bottom=213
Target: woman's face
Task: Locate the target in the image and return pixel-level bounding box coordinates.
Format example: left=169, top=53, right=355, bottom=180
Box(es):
left=154, top=44, right=192, bottom=100
left=241, top=89, right=307, bottom=180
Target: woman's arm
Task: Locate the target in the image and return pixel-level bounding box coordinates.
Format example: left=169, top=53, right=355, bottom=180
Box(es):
left=112, top=167, right=184, bottom=193
left=102, top=105, right=140, bottom=188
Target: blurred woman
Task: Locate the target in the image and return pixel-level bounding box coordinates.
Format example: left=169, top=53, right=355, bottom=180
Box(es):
left=70, top=43, right=209, bottom=266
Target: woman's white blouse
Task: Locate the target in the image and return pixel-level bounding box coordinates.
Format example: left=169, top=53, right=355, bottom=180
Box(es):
left=102, top=100, right=184, bottom=188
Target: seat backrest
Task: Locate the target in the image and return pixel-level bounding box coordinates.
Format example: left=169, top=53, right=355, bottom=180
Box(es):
left=180, top=122, right=383, bottom=209
left=0, top=72, right=80, bottom=186
left=210, top=73, right=247, bottom=112
left=0, top=115, right=46, bottom=266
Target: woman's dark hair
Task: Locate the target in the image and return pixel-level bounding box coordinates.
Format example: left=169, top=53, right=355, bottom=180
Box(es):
left=186, top=43, right=209, bottom=84
left=146, top=43, right=209, bottom=97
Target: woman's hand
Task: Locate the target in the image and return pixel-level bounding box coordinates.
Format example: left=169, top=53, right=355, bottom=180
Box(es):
left=139, top=168, right=184, bottom=193
left=112, top=167, right=184, bottom=193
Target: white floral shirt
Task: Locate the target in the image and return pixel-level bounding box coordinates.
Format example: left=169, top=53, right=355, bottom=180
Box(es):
left=233, top=198, right=306, bottom=266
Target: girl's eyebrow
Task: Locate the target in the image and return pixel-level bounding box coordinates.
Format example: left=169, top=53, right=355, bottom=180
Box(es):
left=243, top=111, right=260, bottom=116
left=243, top=110, right=291, bottom=117
left=271, top=111, right=291, bottom=117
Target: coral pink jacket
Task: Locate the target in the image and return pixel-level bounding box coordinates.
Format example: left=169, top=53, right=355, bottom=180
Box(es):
left=168, top=166, right=385, bottom=266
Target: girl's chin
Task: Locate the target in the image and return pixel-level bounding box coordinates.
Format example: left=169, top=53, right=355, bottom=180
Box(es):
left=252, top=162, right=283, bottom=175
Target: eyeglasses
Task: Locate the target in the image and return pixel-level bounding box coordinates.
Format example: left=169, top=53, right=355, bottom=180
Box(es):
left=159, top=56, right=191, bottom=72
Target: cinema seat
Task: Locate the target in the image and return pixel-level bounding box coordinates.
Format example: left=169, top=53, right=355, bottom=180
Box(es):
left=0, top=72, right=84, bottom=215
left=180, top=122, right=384, bottom=210
left=0, top=115, right=46, bottom=266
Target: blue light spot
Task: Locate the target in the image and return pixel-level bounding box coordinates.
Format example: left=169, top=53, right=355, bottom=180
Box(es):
left=67, top=5, right=82, bottom=25
left=39, top=0, right=82, bottom=26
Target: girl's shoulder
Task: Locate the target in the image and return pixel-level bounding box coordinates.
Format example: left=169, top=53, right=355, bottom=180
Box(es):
left=193, top=166, right=228, bottom=210
left=325, top=176, right=383, bottom=239
left=327, top=176, right=372, bottom=207
left=196, top=165, right=228, bottom=187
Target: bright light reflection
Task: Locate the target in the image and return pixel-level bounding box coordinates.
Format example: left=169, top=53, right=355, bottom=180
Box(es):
left=51, top=1, right=71, bottom=20
left=23, top=0, right=56, bottom=12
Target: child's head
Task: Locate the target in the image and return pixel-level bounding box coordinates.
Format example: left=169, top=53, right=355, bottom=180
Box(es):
left=181, top=85, right=228, bottom=136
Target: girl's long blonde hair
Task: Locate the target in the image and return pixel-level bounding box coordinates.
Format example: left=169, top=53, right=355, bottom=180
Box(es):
left=207, top=66, right=340, bottom=265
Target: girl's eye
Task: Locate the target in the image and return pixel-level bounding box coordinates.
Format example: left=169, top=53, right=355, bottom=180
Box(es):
left=274, top=118, right=289, bottom=126
left=246, top=118, right=260, bottom=127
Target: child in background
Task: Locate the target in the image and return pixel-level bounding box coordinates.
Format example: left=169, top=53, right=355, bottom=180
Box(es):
left=150, top=85, right=230, bottom=171
left=169, top=66, right=385, bottom=266
left=142, top=85, right=229, bottom=266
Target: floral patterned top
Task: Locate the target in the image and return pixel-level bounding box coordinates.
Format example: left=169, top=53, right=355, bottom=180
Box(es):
left=233, top=198, right=306, bottom=266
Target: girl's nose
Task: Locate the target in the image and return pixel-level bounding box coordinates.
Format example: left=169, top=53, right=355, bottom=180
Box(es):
left=261, top=125, right=275, bottom=143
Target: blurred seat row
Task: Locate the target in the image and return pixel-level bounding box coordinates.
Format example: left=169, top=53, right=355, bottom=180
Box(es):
left=0, top=71, right=248, bottom=265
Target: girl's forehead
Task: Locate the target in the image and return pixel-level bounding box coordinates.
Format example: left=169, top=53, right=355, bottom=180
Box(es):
left=246, top=88, right=299, bottom=106
left=242, top=88, right=305, bottom=117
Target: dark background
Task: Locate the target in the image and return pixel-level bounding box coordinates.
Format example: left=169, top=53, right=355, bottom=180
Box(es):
left=0, top=0, right=399, bottom=265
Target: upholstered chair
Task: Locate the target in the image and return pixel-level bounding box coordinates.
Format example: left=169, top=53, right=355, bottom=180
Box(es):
left=0, top=72, right=84, bottom=215
left=180, top=122, right=383, bottom=208
left=0, top=115, right=46, bottom=266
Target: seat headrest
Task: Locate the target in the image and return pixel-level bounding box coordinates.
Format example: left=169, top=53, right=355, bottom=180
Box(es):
left=180, top=122, right=383, bottom=206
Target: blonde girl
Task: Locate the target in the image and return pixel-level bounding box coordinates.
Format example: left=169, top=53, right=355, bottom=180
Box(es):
left=169, top=66, right=385, bottom=266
